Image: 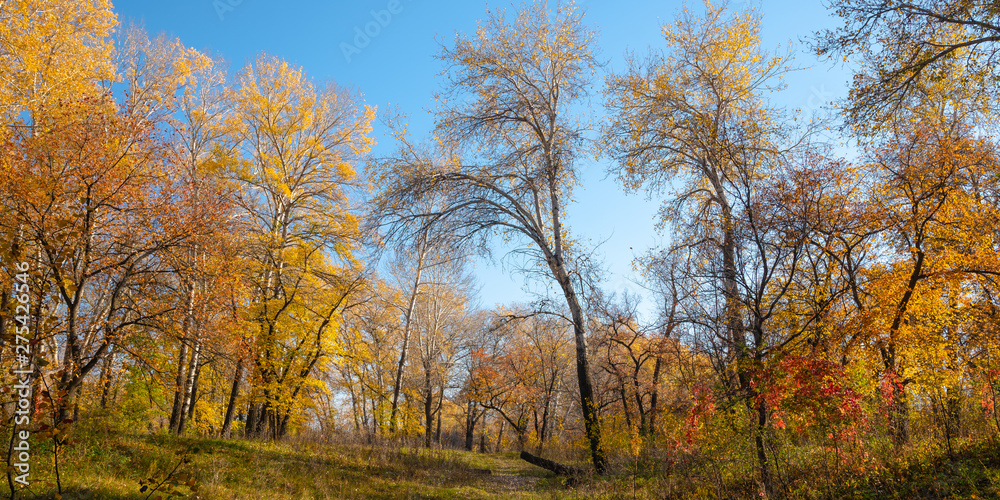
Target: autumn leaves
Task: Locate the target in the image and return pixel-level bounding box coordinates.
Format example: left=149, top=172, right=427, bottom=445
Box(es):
left=0, top=0, right=374, bottom=447
left=3, top=0, right=1000, bottom=495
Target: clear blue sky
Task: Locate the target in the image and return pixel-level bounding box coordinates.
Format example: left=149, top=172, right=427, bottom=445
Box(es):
left=114, top=0, right=852, bottom=321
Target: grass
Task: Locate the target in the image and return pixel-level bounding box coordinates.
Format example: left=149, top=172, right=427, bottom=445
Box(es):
left=823, top=439, right=1000, bottom=499
left=12, top=423, right=590, bottom=500
left=10, top=421, right=1000, bottom=499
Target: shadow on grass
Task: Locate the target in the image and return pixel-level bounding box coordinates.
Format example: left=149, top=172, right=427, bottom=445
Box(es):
left=26, top=428, right=564, bottom=499
left=22, top=485, right=140, bottom=500
left=827, top=439, right=1000, bottom=500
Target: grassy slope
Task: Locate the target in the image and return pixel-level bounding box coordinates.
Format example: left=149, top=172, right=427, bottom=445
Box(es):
left=826, top=439, right=1000, bottom=499
left=14, top=426, right=1000, bottom=499
left=17, top=428, right=576, bottom=500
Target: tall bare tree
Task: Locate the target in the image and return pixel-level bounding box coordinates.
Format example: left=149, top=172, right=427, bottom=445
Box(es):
left=371, top=1, right=607, bottom=472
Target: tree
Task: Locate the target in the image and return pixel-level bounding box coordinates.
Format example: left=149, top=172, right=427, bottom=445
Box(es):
left=332, top=279, right=401, bottom=439
left=852, top=106, right=1000, bottom=444
left=0, top=0, right=116, bottom=369
left=591, top=292, right=659, bottom=437
left=113, top=26, right=244, bottom=436
left=636, top=248, right=692, bottom=438
left=603, top=1, right=803, bottom=492
left=230, top=55, right=373, bottom=439
left=469, top=309, right=572, bottom=453
left=379, top=195, right=464, bottom=434
left=5, top=91, right=189, bottom=420
left=816, top=0, right=1000, bottom=127
left=371, top=1, right=607, bottom=472
left=0, top=0, right=115, bottom=128
left=406, top=254, right=475, bottom=448
left=603, top=0, right=790, bottom=373
left=456, top=314, right=492, bottom=451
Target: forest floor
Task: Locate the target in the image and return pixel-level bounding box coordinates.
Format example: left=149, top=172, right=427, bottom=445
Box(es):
left=15, top=425, right=587, bottom=500
left=12, top=423, right=1000, bottom=499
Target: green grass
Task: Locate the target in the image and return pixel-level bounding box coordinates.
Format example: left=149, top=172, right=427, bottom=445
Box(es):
left=821, top=439, right=1000, bottom=500
left=12, top=425, right=598, bottom=500
left=12, top=423, right=1000, bottom=499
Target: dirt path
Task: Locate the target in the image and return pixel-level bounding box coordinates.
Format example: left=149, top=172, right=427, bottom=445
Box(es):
left=464, top=452, right=547, bottom=493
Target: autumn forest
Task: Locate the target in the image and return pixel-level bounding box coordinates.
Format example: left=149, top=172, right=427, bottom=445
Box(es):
left=3, top=0, right=1000, bottom=498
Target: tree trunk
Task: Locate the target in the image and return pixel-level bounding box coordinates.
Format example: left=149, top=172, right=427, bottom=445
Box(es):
left=169, top=284, right=196, bottom=434
left=278, top=409, right=290, bottom=439
left=519, top=451, right=584, bottom=476
left=435, top=384, right=444, bottom=445
left=465, top=401, right=479, bottom=451
left=349, top=382, right=361, bottom=433
left=424, top=370, right=434, bottom=448
left=168, top=341, right=188, bottom=434
left=752, top=396, right=773, bottom=497
left=649, top=356, right=662, bottom=437
left=220, top=356, right=244, bottom=438
left=890, top=389, right=911, bottom=446
left=883, top=248, right=925, bottom=446
left=515, top=422, right=528, bottom=452
left=99, top=349, right=115, bottom=409
left=564, top=283, right=606, bottom=473
left=496, top=420, right=505, bottom=451
left=537, top=400, right=550, bottom=454
left=390, top=231, right=429, bottom=432
left=187, top=361, right=201, bottom=422
left=620, top=384, right=633, bottom=431
left=720, top=199, right=771, bottom=493
left=177, top=330, right=202, bottom=434
left=546, top=157, right=606, bottom=473
left=245, top=402, right=260, bottom=439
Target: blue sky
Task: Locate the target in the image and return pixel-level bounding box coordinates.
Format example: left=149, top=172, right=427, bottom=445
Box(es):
left=113, top=0, right=852, bottom=320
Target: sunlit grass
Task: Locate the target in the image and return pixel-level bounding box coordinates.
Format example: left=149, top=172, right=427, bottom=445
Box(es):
left=12, top=419, right=1000, bottom=499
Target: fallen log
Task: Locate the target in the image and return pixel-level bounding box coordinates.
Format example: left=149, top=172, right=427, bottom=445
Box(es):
left=519, top=451, right=585, bottom=476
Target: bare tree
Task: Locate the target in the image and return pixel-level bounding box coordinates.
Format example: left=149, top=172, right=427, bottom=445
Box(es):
left=370, top=1, right=607, bottom=472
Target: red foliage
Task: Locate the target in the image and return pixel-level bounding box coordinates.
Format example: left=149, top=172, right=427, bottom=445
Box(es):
left=682, top=384, right=716, bottom=448
left=757, top=356, right=864, bottom=436
left=978, top=368, right=1000, bottom=415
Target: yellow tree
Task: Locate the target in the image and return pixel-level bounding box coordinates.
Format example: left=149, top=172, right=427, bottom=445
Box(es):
left=0, top=0, right=116, bottom=365
left=816, top=0, right=1000, bottom=445
left=0, top=0, right=115, bottom=128
left=816, top=0, right=1000, bottom=126
left=111, top=25, right=243, bottom=436
left=331, top=279, right=402, bottom=438
left=851, top=103, right=1000, bottom=444
left=230, top=55, right=373, bottom=439
left=603, top=1, right=796, bottom=492
left=603, top=0, right=790, bottom=371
